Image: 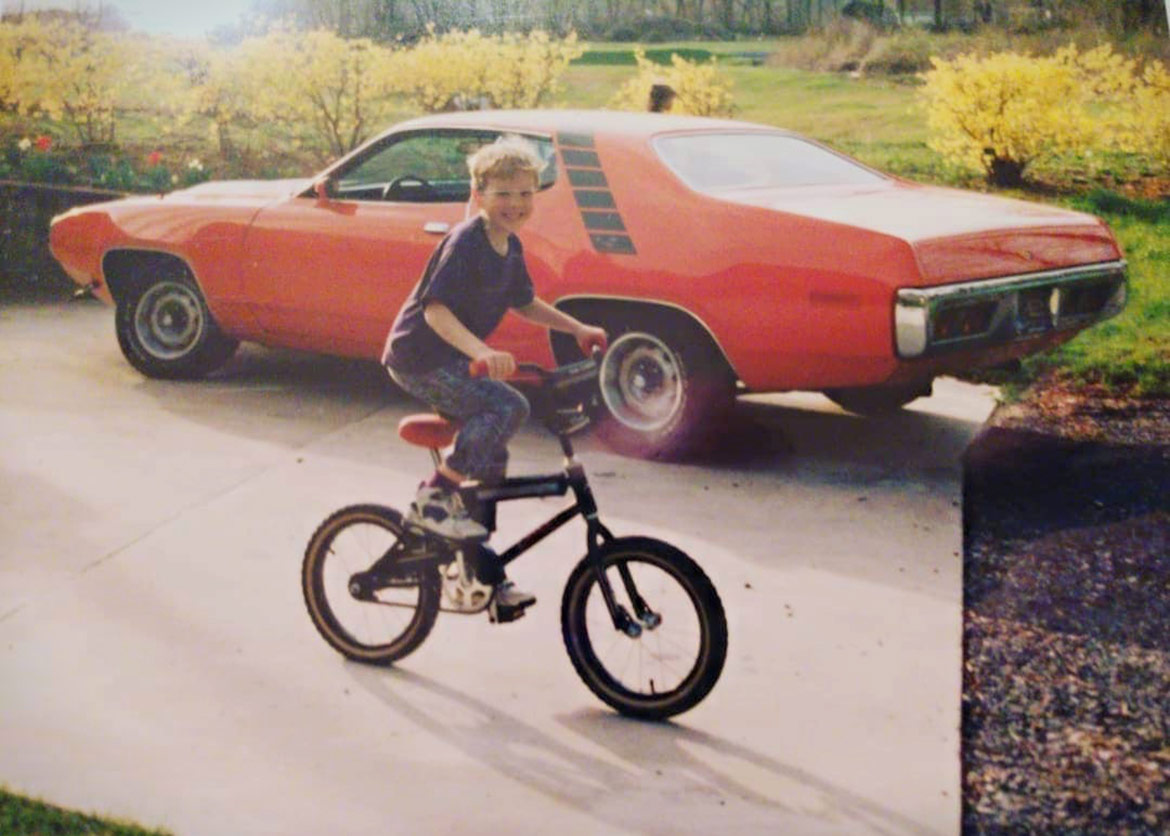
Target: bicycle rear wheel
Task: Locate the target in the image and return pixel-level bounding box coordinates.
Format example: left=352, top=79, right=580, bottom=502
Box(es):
left=561, top=537, right=727, bottom=720
left=302, top=504, right=442, bottom=665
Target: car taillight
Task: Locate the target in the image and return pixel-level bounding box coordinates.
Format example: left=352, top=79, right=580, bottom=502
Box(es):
left=932, top=300, right=998, bottom=342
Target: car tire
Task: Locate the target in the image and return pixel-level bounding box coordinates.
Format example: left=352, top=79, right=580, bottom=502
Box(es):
left=592, top=316, right=735, bottom=459
left=822, top=380, right=932, bottom=416
left=114, top=264, right=239, bottom=379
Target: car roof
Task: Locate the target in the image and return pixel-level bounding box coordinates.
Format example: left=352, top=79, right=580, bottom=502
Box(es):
left=387, top=109, right=791, bottom=140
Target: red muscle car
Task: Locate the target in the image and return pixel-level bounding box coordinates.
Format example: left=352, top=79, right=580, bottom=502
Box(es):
left=50, top=110, right=1127, bottom=457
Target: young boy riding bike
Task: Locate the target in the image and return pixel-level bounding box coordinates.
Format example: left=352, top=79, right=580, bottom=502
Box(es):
left=382, top=136, right=607, bottom=609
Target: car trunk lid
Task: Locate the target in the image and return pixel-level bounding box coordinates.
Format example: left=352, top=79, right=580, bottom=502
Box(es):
left=720, top=181, right=1121, bottom=286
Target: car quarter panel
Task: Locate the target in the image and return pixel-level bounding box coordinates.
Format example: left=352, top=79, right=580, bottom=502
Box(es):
left=531, top=130, right=922, bottom=391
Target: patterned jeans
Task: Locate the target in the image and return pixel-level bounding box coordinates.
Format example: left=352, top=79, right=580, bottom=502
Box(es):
left=388, top=360, right=529, bottom=483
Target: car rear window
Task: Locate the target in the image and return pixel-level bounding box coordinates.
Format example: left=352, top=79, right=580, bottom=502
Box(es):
left=653, top=132, right=887, bottom=192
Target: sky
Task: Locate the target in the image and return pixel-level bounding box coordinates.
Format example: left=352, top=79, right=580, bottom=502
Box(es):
left=2, top=0, right=255, bottom=37
left=114, top=0, right=254, bottom=36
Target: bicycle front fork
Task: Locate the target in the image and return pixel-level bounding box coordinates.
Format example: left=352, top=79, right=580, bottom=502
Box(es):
left=582, top=518, right=655, bottom=638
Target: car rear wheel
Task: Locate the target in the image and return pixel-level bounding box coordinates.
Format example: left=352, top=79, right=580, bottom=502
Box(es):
left=822, top=380, right=932, bottom=416
left=114, top=265, right=238, bottom=379
left=593, top=317, right=735, bottom=459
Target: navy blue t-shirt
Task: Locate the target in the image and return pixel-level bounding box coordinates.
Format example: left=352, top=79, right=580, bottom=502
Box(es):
left=382, top=215, right=535, bottom=373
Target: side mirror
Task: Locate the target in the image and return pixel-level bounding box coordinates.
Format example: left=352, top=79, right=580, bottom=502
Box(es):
left=313, top=178, right=334, bottom=203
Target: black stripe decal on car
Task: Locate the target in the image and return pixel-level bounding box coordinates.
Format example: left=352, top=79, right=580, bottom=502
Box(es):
left=561, top=149, right=601, bottom=168
left=573, top=190, right=616, bottom=210
left=568, top=169, right=608, bottom=188
left=582, top=211, right=626, bottom=231
left=557, top=131, right=595, bottom=149
left=558, top=132, right=636, bottom=255
left=589, top=234, right=636, bottom=254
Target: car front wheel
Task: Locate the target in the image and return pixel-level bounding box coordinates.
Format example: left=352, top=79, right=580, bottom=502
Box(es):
left=594, top=319, right=734, bottom=459
left=114, top=266, right=238, bottom=379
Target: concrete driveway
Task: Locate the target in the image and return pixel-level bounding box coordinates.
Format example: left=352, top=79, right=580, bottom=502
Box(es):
left=0, top=301, right=996, bottom=835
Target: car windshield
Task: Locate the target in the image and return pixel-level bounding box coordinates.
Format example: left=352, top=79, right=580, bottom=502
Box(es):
left=334, top=130, right=557, bottom=203
left=654, top=132, right=886, bottom=192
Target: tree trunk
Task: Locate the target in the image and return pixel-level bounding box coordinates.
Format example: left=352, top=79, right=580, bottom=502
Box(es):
left=987, top=156, right=1026, bottom=188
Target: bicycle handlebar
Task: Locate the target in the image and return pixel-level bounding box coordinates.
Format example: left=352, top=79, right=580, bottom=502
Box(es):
left=468, top=343, right=605, bottom=383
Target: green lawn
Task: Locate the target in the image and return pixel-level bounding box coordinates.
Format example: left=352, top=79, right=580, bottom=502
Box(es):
left=1037, top=194, right=1170, bottom=395
left=0, top=787, right=171, bottom=836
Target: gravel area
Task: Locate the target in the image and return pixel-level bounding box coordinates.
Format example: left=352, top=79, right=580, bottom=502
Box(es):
left=962, top=381, right=1170, bottom=833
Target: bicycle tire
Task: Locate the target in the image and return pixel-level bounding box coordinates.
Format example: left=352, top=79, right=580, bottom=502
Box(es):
left=561, top=537, right=728, bottom=720
left=302, top=504, right=442, bottom=665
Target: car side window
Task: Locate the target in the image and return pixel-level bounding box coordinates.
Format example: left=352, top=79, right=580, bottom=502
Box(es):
left=334, top=130, right=557, bottom=203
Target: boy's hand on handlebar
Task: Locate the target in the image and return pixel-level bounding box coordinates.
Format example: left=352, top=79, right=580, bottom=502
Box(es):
left=575, top=325, right=608, bottom=357
left=470, top=349, right=516, bottom=380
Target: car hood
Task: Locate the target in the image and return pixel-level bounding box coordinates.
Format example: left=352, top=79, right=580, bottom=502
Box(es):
left=168, top=178, right=314, bottom=202
left=720, top=181, right=1121, bottom=284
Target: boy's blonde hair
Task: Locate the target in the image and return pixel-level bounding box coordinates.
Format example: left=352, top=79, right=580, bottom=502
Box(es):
left=468, top=135, right=542, bottom=191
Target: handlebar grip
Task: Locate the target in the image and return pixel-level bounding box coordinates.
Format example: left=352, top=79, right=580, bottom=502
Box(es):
left=468, top=358, right=545, bottom=385
left=582, top=335, right=608, bottom=357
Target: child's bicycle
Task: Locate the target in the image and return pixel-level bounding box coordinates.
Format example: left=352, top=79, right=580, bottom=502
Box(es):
left=301, top=352, right=728, bottom=720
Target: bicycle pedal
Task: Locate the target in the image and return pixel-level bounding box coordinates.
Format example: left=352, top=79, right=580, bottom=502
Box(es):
left=488, top=601, right=529, bottom=624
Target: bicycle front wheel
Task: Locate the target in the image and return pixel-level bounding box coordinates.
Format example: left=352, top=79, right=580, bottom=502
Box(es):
left=303, top=504, right=442, bottom=665
left=561, top=537, right=727, bottom=720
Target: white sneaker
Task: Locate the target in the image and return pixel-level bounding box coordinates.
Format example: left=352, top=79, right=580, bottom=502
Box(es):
left=406, top=486, right=488, bottom=541
left=494, top=580, right=536, bottom=609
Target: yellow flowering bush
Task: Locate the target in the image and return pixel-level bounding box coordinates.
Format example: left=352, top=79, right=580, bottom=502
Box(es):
left=1125, top=62, right=1170, bottom=167
left=0, top=20, right=29, bottom=112
left=920, top=44, right=1165, bottom=185
left=482, top=30, right=584, bottom=109
left=389, top=28, right=491, bottom=112
left=609, top=49, right=735, bottom=117
left=236, top=28, right=398, bottom=160
left=170, top=42, right=254, bottom=159
left=1, top=18, right=170, bottom=146
left=391, top=28, right=583, bottom=113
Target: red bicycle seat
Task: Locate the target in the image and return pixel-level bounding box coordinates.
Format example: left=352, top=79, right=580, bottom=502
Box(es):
left=398, top=414, right=459, bottom=449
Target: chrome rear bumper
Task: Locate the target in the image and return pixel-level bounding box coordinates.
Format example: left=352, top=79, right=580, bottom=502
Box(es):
left=894, top=260, right=1127, bottom=359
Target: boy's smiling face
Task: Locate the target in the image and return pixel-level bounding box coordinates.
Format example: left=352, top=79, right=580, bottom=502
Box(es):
left=477, top=171, right=538, bottom=238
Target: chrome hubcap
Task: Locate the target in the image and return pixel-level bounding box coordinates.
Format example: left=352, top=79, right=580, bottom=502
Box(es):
left=134, top=281, right=205, bottom=360
left=600, top=332, right=683, bottom=431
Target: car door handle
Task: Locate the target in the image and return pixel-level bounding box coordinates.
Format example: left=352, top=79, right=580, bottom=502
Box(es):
left=423, top=221, right=449, bottom=235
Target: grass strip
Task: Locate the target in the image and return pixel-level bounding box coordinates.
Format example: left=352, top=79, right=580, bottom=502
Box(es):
left=0, top=787, right=172, bottom=836
left=572, top=47, right=714, bottom=65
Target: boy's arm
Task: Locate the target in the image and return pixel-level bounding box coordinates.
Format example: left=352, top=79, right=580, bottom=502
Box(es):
left=423, top=302, right=515, bottom=379
left=515, top=299, right=608, bottom=353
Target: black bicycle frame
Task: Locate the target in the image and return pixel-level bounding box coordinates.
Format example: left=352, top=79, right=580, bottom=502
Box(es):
left=470, top=462, right=606, bottom=564
left=463, top=459, right=646, bottom=633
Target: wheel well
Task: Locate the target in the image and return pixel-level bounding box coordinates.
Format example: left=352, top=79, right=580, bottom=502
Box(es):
left=551, top=297, right=738, bottom=382
left=102, top=250, right=194, bottom=305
